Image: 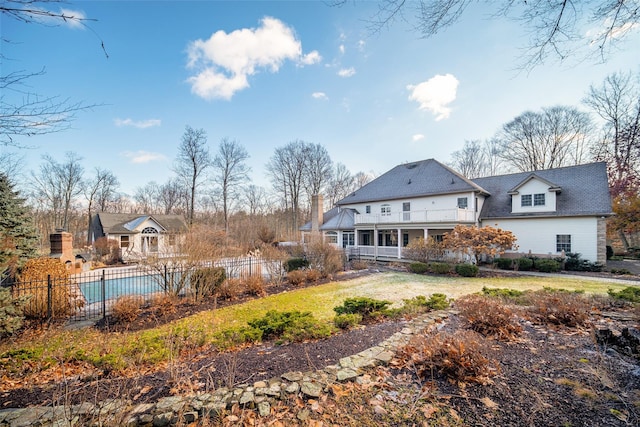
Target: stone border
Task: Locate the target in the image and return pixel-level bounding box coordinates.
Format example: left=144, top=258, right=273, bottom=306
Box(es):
left=0, top=311, right=451, bottom=427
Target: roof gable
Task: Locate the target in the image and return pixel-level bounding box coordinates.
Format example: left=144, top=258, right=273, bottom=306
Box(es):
left=94, top=213, right=188, bottom=235
left=337, top=159, right=489, bottom=205
left=507, top=173, right=562, bottom=195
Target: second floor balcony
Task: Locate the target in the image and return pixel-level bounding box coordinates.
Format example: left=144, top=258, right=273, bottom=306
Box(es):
left=354, top=208, right=476, bottom=225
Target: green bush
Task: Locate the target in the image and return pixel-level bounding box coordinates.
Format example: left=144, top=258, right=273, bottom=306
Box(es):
left=334, top=297, right=392, bottom=320
left=610, top=268, right=632, bottom=275
left=429, top=262, right=452, bottom=275
left=515, top=257, right=533, bottom=271
left=564, top=253, right=604, bottom=272
left=455, top=263, right=479, bottom=277
left=285, top=257, right=309, bottom=272
left=333, top=313, right=363, bottom=329
left=535, top=259, right=561, bottom=273
left=409, top=262, right=429, bottom=274
left=211, top=326, right=263, bottom=350
left=248, top=310, right=331, bottom=343
left=425, top=293, right=450, bottom=310
left=495, top=258, right=513, bottom=270
left=0, top=287, right=29, bottom=337
left=608, top=287, right=640, bottom=303
left=482, top=287, right=524, bottom=298
left=190, top=267, right=226, bottom=301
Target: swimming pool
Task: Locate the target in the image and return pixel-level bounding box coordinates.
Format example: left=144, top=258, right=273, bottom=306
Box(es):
left=79, top=274, right=164, bottom=304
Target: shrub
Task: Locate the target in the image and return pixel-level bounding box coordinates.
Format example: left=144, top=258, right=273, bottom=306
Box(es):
left=409, top=262, right=429, bottom=274
left=535, top=259, right=561, bottom=272
left=306, top=240, right=344, bottom=276
left=218, top=278, right=244, bottom=300
left=14, top=257, right=85, bottom=319
left=334, top=313, right=363, bottom=329
left=526, top=290, right=592, bottom=327
left=93, top=237, right=120, bottom=264
left=305, top=268, right=322, bottom=283
left=211, top=326, right=263, bottom=350
left=150, top=294, right=177, bottom=317
left=248, top=310, right=331, bottom=343
left=350, top=260, right=368, bottom=270
left=334, top=297, right=392, bottom=320
left=456, top=294, right=522, bottom=340
left=608, top=286, right=640, bottom=303
left=429, top=262, right=452, bottom=275
left=482, top=287, right=524, bottom=299
left=285, top=258, right=309, bottom=272
left=403, top=237, right=445, bottom=263
left=495, top=258, right=513, bottom=270
left=455, top=263, right=479, bottom=277
left=0, top=287, right=29, bottom=337
left=190, top=267, right=226, bottom=301
left=515, top=257, right=533, bottom=271
left=111, top=295, right=143, bottom=323
left=401, top=293, right=450, bottom=316
left=259, top=245, right=288, bottom=286
left=399, top=330, right=499, bottom=383
left=610, top=268, right=632, bottom=275
left=286, top=270, right=307, bottom=286
left=244, top=275, right=266, bottom=297
left=564, top=253, right=604, bottom=272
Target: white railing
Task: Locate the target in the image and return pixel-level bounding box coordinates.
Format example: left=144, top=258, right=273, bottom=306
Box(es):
left=355, top=208, right=475, bottom=225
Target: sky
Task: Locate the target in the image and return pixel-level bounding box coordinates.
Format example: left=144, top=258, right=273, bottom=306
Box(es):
left=2, top=1, right=640, bottom=197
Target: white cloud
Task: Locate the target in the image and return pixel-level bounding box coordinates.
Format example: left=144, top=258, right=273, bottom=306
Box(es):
left=34, top=7, right=86, bottom=29
left=339, top=44, right=345, bottom=54
left=114, top=118, right=161, bottom=129
left=59, top=8, right=86, bottom=29
left=338, top=67, right=356, bottom=78
left=121, top=151, right=167, bottom=164
left=407, top=73, right=459, bottom=121
left=412, top=134, right=425, bottom=142
left=186, top=17, right=321, bottom=100
left=312, top=92, right=328, bottom=100
left=357, top=40, right=365, bottom=51
left=586, top=19, right=640, bottom=44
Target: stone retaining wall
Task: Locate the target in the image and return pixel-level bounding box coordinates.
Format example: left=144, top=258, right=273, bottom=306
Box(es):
left=0, top=311, right=451, bottom=427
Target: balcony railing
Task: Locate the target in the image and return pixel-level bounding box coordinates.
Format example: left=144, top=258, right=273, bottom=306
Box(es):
left=354, top=208, right=475, bottom=225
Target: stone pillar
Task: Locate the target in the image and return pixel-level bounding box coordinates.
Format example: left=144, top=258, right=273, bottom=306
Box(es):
left=597, top=217, right=607, bottom=264
left=50, top=232, right=74, bottom=266
left=311, top=194, right=323, bottom=235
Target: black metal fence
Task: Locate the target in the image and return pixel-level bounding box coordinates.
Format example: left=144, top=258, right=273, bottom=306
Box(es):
left=10, top=257, right=281, bottom=324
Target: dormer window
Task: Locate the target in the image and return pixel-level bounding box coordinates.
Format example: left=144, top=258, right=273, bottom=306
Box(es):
left=521, top=195, right=532, bottom=207
left=534, top=193, right=545, bottom=206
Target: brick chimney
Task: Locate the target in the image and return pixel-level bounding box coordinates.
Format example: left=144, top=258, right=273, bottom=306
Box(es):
left=311, top=194, right=323, bottom=234
left=50, top=231, right=74, bottom=265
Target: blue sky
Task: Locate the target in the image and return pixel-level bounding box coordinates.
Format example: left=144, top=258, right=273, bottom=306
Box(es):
left=2, top=1, right=639, bottom=196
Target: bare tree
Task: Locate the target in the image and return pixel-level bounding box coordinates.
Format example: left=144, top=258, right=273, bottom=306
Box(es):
left=496, top=105, right=593, bottom=172
left=449, top=139, right=508, bottom=178
left=243, top=184, right=269, bottom=216
left=353, top=170, right=376, bottom=189
left=84, top=167, right=119, bottom=244
left=584, top=71, right=640, bottom=197
left=266, top=140, right=309, bottom=233
left=134, top=181, right=161, bottom=214
left=211, top=138, right=250, bottom=234
left=158, top=178, right=187, bottom=215
left=1, top=1, right=106, bottom=147
left=31, top=152, right=84, bottom=231
left=333, top=0, right=639, bottom=69
left=327, top=162, right=355, bottom=206
left=303, top=143, right=333, bottom=199
left=174, top=126, right=211, bottom=225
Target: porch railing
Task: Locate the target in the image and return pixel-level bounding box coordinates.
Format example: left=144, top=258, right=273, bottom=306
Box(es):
left=354, top=208, right=475, bottom=225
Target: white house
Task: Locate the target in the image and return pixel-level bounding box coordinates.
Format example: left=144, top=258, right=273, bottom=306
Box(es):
left=90, top=213, right=188, bottom=262
left=301, top=159, right=613, bottom=263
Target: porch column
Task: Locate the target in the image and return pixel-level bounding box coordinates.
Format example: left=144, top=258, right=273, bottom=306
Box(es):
left=397, top=227, right=402, bottom=259
left=374, top=226, right=378, bottom=260
left=423, top=228, right=429, bottom=240
left=354, top=229, right=358, bottom=249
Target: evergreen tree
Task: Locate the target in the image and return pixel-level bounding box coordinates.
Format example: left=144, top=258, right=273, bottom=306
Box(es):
left=0, top=174, right=39, bottom=280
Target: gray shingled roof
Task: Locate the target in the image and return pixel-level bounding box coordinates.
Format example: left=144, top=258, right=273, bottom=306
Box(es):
left=92, top=213, right=188, bottom=237
left=336, top=159, right=489, bottom=205
left=300, top=207, right=356, bottom=231
left=473, top=162, right=613, bottom=219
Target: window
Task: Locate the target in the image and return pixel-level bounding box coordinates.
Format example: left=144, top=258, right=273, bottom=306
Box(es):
left=556, top=235, right=571, bottom=253
left=403, top=202, right=411, bottom=221
left=534, top=193, right=545, bottom=206
left=403, top=233, right=409, bottom=247
left=325, top=232, right=338, bottom=244
left=365, top=205, right=371, bottom=214
left=120, top=235, right=129, bottom=248
left=433, top=234, right=444, bottom=243
left=381, top=204, right=391, bottom=216
left=457, top=197, right=468, bottom=209
left=343, top=232, right=355, bottom=248
left=521, top=194, right=532, bottom=207
left=166, top=234, right=176, bottom=246
left=142, top=227, right=158, bottom=234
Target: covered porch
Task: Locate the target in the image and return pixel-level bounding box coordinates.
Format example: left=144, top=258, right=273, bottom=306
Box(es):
left=345, top=226, right=454, bottom=260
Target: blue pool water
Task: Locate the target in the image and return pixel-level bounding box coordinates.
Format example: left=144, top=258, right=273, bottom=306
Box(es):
left=79, top=275, right=163, bottom=304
